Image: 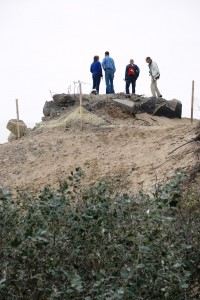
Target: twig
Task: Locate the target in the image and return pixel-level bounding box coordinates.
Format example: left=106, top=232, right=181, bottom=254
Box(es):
left=168, top=138, right=196, bottom=155
left=149, top=117, right=159, bottom=124
left=133, top=118, right=150, bottom=125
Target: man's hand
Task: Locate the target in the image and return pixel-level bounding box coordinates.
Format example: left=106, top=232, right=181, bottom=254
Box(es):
left=154, top=74, right=160, bottom=80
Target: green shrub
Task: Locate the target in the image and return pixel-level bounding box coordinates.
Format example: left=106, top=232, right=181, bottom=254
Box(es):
left=0, top=169, right=199, bottom=299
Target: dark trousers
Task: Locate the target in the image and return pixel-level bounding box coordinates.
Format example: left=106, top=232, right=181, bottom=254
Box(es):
left=126, top=77, right=136, bottom=94
left=92, top=75, right=101, bottom=93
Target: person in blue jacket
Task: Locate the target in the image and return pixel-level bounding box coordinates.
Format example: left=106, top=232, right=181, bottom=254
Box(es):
left=125, top=59, right=140, bottom=94
left=90, top=55, right=103, bottom=94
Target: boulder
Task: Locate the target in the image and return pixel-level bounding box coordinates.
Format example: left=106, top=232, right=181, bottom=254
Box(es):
left=43, top=94, right=75, bottom=117
left=52, top=93, right=75, bottom=106
left=8, top=132, right=17, bottom=142
left=154, top=99, right=182, bottom=118
left=6, top=119, right=28, bottom=138
left=43, top=101, right=61, bottom=117
left=137, top=97, right=156, bottom=114
left=112, top=95, right=182, bottom=119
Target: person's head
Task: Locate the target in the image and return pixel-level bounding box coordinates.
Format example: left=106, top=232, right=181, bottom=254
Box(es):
left=146, top=57, right=152, bottom=64
left=130, top=59, right=134, bottom=64
left=94, top=55, right=99, bottom=61
left=105, top=51, right=109, bottom=56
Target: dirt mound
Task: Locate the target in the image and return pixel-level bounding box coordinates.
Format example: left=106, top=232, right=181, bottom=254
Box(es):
left=0, top=100, right=199, bottom=195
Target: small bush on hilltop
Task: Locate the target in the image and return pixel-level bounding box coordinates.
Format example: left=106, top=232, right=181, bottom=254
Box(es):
left=0, top=169, right=200, bottom=299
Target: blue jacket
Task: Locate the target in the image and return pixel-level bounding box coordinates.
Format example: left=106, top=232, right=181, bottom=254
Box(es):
left=102, top=56, right=116, bottom=72
left=90, top=61, right=103, bottom=77
left=125, top=64, right=140, bottom=80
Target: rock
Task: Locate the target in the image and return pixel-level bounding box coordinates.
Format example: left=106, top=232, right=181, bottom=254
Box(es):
left=154, top=99, right=182, bottom=118
left=50, top=109, right=60, bottom=118
left=6, top=119, right=28, bottom=137
left=43, top=94, right=182, bottom=120
left=43, top=101, right=60, bottom=117
left=52, top=93, right=75, bottom=106
left=138, top=98, right=156, bottom=114
left=8, top=132, right=18, bottom=142
left=112, top=99, right=134, bottom=112
left=43, top=94, right=75, bottom=117
left=117, top=96, right=182, bottom=119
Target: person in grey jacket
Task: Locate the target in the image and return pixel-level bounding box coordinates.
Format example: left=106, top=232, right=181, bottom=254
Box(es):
left=146, top=57, right=162, bottom=98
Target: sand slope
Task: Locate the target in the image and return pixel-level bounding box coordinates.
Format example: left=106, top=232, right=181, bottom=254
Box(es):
left=0, top=104, right=199, bottom=195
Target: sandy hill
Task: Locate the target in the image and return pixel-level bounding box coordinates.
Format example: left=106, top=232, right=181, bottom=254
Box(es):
left=0, top=95, right=199, bottom=195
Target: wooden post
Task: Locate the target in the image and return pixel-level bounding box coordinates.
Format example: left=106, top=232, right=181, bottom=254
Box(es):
left=16, top=99, right=20, bottom=139
left=73, top=81, right=76, bottom=97
left=191, top=80, right=195, bottom=124
left=79, top=81, right=83, bottom=131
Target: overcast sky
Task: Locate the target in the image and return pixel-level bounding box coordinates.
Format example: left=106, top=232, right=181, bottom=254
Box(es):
left=0, top=0, right=200, bottom=143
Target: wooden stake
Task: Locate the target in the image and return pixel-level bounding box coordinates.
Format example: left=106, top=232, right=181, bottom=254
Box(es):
left=79, top=81, right=83, bottom=131
left=16, top=99, right=20, bottom=139
left=191, top=80, right=195, bottom=124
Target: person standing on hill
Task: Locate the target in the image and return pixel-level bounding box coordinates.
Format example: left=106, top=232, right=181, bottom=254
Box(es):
left=125, top=59, right=140, bottom=95
left=146, top=56, right=162, bottom=98
left=90, top=55, right=103, bottom=94
left=102, top=51, right=116, bottom=94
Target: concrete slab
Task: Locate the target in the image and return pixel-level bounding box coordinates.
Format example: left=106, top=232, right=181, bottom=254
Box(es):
left=112, top=99, right=134, bottom=112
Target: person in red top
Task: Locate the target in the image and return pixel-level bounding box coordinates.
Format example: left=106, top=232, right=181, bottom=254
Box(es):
left=125, top=59, right=140, bottom=95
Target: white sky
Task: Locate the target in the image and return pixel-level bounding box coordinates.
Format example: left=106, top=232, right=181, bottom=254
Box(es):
left=0, top=0, right=200, bottom=143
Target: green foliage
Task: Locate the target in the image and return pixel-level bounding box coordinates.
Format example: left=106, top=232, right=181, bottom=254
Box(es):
left=0, top=169, right=200, bottom=299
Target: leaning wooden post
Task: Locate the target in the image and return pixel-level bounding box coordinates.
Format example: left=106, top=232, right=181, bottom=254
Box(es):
left=16, top=99, right=20, bottom=139
left=79, top=81, right=83, bottom=131
left=191, top=80, right=195, bottom=124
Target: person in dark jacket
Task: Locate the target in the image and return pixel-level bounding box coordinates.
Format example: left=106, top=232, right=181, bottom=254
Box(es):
left=90, top=55, right=103, bottom=94
left=125, top=59, right=140, bottom=94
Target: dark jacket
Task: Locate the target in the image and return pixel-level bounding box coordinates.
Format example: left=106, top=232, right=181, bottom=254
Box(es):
left=90, top=61, right=103, bottom=77
left=125, top=64, right=140, bottom=80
